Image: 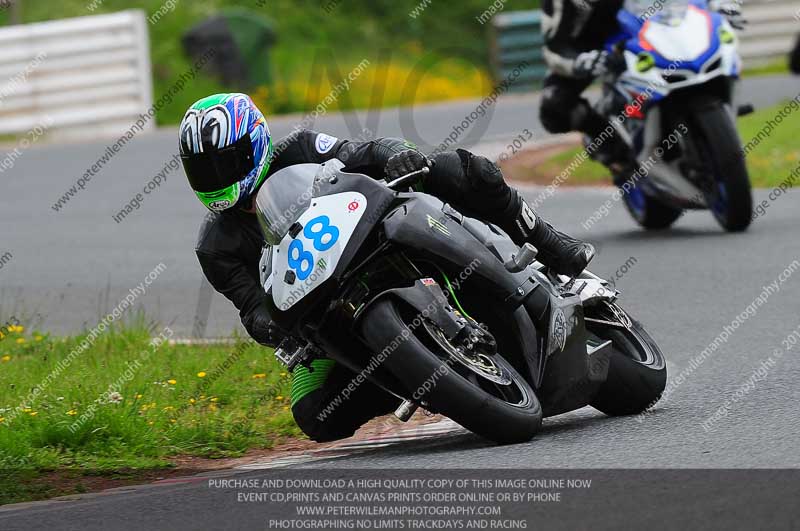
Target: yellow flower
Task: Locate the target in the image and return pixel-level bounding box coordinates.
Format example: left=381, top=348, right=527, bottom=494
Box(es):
left=67, top=410, right=77, bottom=416
left=1, top=355, right=10, bottom=362
left=163, top=406, right=174, bottom=411
left=209, top=404, right=218, bottom=411
left=136, top=394, right=143, bottom=399
left=200, top=395, right=206, bottom=399
left=147, top=421, right=154, bottom=425
left=276, top=396, right=284, bottom=401
left=29, top=411, right=37, bottom=416
left=282, top=406, right=289, bottom=411
left=209, top=397, right=219, bottom=402
left=0, top=417, right=5, bottom=423
left=35, top=336, right=43, bottom=342
left=170, top=419, right=177, bottom=423
left=167, top=379, right=177, bottom=385
left=252, top=373, right=266, bottom=379
left=189, top=398, right=196, bottom=404
left=197, top=372, right=207, bottom=378
left=22, top=407, right=31, bottom=413
left=280, top=372, right=287, bottom=377
left=15, top=338, right=25, bottom=344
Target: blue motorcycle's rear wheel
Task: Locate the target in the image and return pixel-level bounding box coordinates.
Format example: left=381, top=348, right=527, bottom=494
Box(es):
left=623, top=183, right=683, bottom=230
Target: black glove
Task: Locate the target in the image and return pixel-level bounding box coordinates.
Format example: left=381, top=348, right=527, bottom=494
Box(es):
left=713, top=1, right=746, bottom=30
left=385, top=149, right=431, bottom=180
left=243, top=309, right=285, bottom=347
left=573, top=50, right=626, bottom=79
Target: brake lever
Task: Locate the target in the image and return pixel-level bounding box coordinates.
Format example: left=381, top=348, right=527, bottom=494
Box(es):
left=385, top=166, right=430, bottom=191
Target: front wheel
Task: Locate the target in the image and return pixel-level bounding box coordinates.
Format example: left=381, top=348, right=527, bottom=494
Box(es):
left=690, top=101, right=753, bottom=232
left=359, top=299, right=542, bottom=444
left=586, top=302, right=667, bottom=416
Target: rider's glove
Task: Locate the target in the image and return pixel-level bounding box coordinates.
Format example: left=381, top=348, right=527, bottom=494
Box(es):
left=572, top=50, right=626, bottom=79
left=712, top=1, right=746, bottom=30
left=243, top=309, right=285, bottom=348
left=385, top=149, right=431, bottom=180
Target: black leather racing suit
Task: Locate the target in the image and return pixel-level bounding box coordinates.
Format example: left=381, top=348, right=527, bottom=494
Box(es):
left=539, top=0, right=624, bottom=137
left=195, top=130, right=523, bottom=348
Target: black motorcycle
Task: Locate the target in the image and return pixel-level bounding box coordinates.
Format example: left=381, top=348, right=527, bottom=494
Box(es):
left=256, top=161, right=667, bottom=444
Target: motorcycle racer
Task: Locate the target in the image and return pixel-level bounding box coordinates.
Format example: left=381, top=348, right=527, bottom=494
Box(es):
left=180, top=92, right=595, bottom=441
left=539, top=0, right=746, bottom=183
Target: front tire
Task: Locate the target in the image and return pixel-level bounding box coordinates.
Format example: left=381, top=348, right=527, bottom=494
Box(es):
left=690, top=101, right=753, bottom=232
left=359, top=299, right=542, bottom=444
left=586, top=303, right=667, bottom=416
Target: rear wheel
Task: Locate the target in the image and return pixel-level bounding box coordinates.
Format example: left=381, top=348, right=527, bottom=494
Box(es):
left=359, top=299, right=542, bottom=444
left=623, top=183, right=683, bottom=230
left=586, top=302, right=667, bottom=416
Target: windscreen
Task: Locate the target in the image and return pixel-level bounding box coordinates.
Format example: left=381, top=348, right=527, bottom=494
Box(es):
left=625, top=0, right=690, bottom=22
left=255, top=164, right=318, bottom=246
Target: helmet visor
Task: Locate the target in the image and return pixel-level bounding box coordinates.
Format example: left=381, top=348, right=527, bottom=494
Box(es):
left=181, top=133, right=256, bottom=193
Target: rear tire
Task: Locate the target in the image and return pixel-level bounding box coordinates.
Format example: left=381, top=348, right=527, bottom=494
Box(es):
left=623, top=184, right=683, bottom=230
left=587, top=303, right=667, bottom=416
left=359, top=299, right=542, bottom=444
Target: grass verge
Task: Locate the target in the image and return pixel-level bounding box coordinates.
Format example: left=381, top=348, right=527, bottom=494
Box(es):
left=0, top=322, right=298, bottom=505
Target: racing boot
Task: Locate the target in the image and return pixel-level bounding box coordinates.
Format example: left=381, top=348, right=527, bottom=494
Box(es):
left=502, top=195, right=596, bottom=277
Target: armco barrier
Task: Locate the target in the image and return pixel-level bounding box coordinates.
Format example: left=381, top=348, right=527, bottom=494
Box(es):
left=0, top=10, right=153, bottom=140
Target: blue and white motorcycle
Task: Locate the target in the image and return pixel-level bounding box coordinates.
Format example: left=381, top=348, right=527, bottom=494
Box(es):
left=594, top=0, right=753, bottom=231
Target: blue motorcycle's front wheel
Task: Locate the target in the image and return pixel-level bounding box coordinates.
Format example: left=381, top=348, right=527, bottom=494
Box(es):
left=690, top=102, right=753, bottom=232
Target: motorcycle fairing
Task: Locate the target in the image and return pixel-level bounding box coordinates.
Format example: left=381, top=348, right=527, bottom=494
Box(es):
left=271, top=191, right=368, bottom=309
left=266, top=169, right=396, bottom=317
left=381, top=194, right=537, bottom=308
left=357, top=279, right=467, bottom=341
left=609, top=1, right=739, bottom=104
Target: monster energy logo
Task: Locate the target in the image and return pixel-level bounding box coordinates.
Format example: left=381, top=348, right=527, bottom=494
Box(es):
left=317, top=258, right=328, bottom=270
left=427, top=215, right=451, bottom=236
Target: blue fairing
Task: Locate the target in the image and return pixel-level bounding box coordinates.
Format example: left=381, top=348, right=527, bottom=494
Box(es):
left=611, top=0, right=722, bottom=73
left=616, top=9, right=644, bottom=37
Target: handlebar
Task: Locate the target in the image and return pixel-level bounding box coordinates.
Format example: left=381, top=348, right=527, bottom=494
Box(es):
left=384, top=166, right=430, bottom=191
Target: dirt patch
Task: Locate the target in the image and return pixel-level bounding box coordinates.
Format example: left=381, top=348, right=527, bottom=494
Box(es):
left=172, top=410, right=444, bottom=470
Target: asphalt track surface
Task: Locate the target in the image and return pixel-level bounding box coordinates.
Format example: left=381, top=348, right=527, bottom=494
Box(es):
left=2, top=185, right=800, bottom=531
left=0, top=76, right=799, bottom=529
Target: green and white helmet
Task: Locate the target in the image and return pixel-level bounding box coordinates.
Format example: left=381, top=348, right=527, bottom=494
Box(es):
left=179, top=93, right=273, bottom=212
